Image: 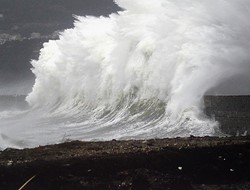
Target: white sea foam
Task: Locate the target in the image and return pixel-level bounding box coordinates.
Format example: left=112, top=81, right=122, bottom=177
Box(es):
left=1, top=0, right=250, bottom=149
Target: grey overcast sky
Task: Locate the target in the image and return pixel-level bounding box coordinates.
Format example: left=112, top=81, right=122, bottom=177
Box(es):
left=0, top=0, right=120, bottom=94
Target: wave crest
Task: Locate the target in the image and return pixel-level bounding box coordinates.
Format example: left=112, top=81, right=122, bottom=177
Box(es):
left=26, top=0, right=250, bottom=138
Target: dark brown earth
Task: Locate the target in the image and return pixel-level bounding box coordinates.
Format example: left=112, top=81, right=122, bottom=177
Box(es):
left=0, top=137, right=249, bottom=190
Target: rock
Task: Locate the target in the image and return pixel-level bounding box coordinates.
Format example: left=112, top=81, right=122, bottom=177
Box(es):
left=0, top=136, right=249, bottom=189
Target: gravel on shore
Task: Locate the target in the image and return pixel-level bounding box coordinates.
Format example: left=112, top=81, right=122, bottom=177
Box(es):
left=0, top=136, right=249, bottom=189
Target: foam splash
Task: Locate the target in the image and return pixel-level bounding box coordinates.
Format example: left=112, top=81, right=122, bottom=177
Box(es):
left=27, top=0, right=250, bottom=135
left=1, top=0, right=250, bottom=149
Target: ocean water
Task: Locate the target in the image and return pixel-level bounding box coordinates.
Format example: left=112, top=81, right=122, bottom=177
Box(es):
left=1, top=0, right=250, bottom=149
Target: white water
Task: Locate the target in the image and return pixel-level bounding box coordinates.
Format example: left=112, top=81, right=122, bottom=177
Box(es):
left=1, top=0, right=250, bottom=149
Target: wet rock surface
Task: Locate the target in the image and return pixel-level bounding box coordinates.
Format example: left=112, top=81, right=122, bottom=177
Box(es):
left=0, top=137, right=249, bottom=189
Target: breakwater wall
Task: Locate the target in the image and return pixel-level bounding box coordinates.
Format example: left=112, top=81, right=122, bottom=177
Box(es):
left=204, top=96, right=250, bottom=136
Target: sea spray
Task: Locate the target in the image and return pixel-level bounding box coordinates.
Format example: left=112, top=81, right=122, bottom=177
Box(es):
left=1, top=0, right=250, bottom=149
left=27, top=0, right=250, bottom=136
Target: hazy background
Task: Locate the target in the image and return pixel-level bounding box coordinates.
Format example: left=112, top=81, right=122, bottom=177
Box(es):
left=0, top=0, right=249, bottom=96
left=0, top=0, right=120, bottom=95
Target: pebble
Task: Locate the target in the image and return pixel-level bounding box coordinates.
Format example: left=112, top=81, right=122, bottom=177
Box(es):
left=178, top=166, right=183, bottom=171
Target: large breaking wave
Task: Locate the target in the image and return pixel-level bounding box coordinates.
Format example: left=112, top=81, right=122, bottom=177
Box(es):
left=1, top=0, right=250, bottom=149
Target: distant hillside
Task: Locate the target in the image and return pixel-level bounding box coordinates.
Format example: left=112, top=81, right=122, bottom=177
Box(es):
left=0, top=0, right=120, bottom=36
left=0, top=0, right=120, bottom=94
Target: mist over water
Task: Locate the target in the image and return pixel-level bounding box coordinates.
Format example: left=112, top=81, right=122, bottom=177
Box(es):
left=1, top=0, right=250, bottom=149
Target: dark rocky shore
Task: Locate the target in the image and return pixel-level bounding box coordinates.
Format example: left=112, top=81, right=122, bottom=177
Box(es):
left=0, top=137, right=249, bottom=190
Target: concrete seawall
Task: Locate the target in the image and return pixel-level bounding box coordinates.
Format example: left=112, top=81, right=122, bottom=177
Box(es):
left=204, top=96, right=250, bottom=136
